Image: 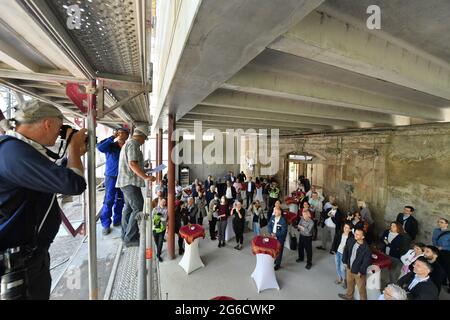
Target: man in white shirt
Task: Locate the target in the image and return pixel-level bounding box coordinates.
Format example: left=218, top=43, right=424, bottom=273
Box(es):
left=246, top=176, right=256, bottom=209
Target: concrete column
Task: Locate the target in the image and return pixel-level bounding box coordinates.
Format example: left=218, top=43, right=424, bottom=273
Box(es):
left=167, top=114, right=176, bottom=259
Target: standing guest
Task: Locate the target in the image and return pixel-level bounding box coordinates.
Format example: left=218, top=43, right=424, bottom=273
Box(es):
left=357, top=200, right=374, bottom=226
left=191, top=178, right=200, bottom=198
left=296, top=209, right=314, bottom=269
left=306, top=186, right=324, bottom=202
left=116, top=126, right=156, bottom=247
left=151, top=190, right=164, bottom=210
left=397, top=257, right=439, bottom=300
left=250, top=200, right=263, bottom=236
left=225, top=180, right=237, bottom=205
left=377, top=284, right=408, bottom=300
left=351, top=211, right=365, bottom=232
left=254, top=178, right=265, bottom=208
left=97, top=127, right=129, bottom=235
left=245, top=176, right=256, bottom=209
left=205, top=185, right=216, bottom=206
left=423, top=245, right=447, bottom=294
left=237, top=171, right=247, bottom=183
left=308, top=192, right=323, bottom=218
left=432, top=217, right=450, bottom=293
left=226, top=171, right=236, bottom=183
left=175, top=180, right=183, bottom=198
left=195, top=190, right=207, bottom=225
left=175, top=200, right=188, bottom=255
left=267, top=181, right=280, bottom=219
left=268, top=202, right=288, bottom=270
left=152, top=198, right=167, bottom=262
left=299, top=175, right=311, bottom=193
left=317, top=203, right=342, bottom=253
left=217, top=196, right=230, bottom=247
left=208, top=195, right=219, bottom=240
left=231, top=201, right=246, bottom=250
left=400, top=242, right=425, bottom=277
left=380, top=221, right=411, bottom=282
left=323, top=195, right=336, bottom=212
left=204, top=175, right=214, bottom=191
left=186, top=197, right=198, bottom=224
left=331, top=222, right=354, bottom=288
left=338, top=229, right=372, bottom=300
left=396, top=206, right=418, bottom=240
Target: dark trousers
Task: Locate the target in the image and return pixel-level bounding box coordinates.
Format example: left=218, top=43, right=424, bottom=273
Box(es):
left=218, top=219, right=227, bottom=242
left=121, top=185, right=144, bottom=244
left=438, top=250, right=450, bottom=286
left=233, top=221, right=245, bottom=244
left=209, top=218, right=217, bottom=239
left=268, top=197, right=277, bottom=218
left=177, top=232, right=184, bottom=253
left=246, top=192, right=254, bottom=208
left=275, top=240, right=285, bottom=267
left=100, top=175, right=124, bottom=228
left=298, top=235, right=313, bottom=264
left=153, top=231, right=165, bottom=258
left=26, top=248, right=51, bottom=300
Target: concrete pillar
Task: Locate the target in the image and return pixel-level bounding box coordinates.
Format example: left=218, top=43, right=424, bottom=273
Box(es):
left=167, top=114, right=176, bottom=259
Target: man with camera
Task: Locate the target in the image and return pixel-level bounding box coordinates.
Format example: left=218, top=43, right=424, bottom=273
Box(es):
left=0, top=100, right=87, bottom=300
left=97, top=127, right=129, bottom=235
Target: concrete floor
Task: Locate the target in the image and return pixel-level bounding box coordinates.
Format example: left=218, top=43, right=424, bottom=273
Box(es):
left=159, top=225, right=450, bottom=300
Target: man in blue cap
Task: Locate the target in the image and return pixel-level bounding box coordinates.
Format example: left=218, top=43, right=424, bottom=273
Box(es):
left=97, top=127, right=129, bottom=235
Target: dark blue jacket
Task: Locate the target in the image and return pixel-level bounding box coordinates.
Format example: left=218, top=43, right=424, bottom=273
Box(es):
left=0, top=136, right=86, bottom=250
left=342, top=238, right=372, bottom=275
left=432, top=228, right=450, bottom=251
left=380, top=230, right=409, bottom=259
left=97, top=136, right=121, bottom=177
left=267, top=215, right=288, bottom=242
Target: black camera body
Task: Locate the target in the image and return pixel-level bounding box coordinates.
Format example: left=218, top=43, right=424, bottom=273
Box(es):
left=0, top=247, right=29, bottom=300
left=59, top=124, right=91, bottom=145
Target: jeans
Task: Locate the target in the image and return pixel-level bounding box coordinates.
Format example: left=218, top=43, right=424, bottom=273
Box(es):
left=218, top=219, right=227, bottom=242
left=26, top=248, right=51, bottom=300
left=120, top=185, right=144, bottom=244
left=253, top=221, right=261, bottom=236
left=335, top=251, right=346, bottom=280
left=246, top=192, right=254, bottom=208
left=100, top=176, right=124, bottom=228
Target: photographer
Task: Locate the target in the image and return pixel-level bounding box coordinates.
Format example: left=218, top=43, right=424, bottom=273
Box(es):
left=0, top=100, right=87, bottom=300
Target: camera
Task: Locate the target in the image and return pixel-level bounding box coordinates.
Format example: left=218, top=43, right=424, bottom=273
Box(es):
left=59, top=125, right=91, bottom=145
left=0, top=247, right=29, bottom=300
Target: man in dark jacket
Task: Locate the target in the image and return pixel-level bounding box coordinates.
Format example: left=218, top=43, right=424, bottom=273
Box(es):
left=245, top=176, right=256, bottom=209
left=423, top=245, right=447, bottom=294
left=397, top=256, right=439, bottom=300
left=396, top=206, right=418, bottom=240
left=268, top=207, right=288, bottom=270
left=186, top=197, right=198, bottom=224
left=338, top=229, right=372, bottom=300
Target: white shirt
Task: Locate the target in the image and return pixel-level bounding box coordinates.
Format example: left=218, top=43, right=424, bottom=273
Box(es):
left=247, top=182, right=252, bottom=192
left=272, top=216, right=281, bottom=234
left=226, top=187, right=233, bottom=199
left=338, top=234, right=349, bottom=254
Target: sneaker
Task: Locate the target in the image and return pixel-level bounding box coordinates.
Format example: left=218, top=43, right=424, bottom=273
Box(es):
left=338, top=293, right=353, bottom=300
left=342, top=280, right=347, bottom=289
left=102, top=227, right=111, bottom=235
left=238, top=244, right=243, bottom=250
left=218, top=242, right=222, bottom=248
left=334, top=279, right=342, bottom=285
left=158, top=256, right=163, bottom=262
left=305, top=263, right=312, bottom=270
left=113, top=222, right=121, bottom=227
left=234, top=245, right=240, bottom=250
left=296, top=258, right=304, bottom=263
left=329, top=250, right=335, bottom=255
left=316, top=246, right=326, bottom=251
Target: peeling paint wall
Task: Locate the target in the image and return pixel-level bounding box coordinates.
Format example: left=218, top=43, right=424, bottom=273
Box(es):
left=274, top=123, right=450, bottom=243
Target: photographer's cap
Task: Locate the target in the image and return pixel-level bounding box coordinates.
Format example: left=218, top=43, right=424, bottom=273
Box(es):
left=15, top=100, right=63, bottom=123
left=117, top=127, right=130, bottom=134
left=133, top=125, right=149, bottom=138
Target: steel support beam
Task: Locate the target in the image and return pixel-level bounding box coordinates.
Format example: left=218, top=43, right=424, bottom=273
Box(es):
left=167, top=114, right=175, bottom=260
left=102, top=90, right=147, bottom=117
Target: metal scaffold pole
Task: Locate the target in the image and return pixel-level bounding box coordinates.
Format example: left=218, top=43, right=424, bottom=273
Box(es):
left=146, top=175, right=154, bottom=300
left=87, top=80, right=98, bottom=300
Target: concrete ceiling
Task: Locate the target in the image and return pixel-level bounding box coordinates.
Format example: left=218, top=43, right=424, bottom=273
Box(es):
left=169, top=0, right=450, bottom=135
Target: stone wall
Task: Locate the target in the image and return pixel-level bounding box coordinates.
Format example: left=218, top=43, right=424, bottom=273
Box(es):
left=274, top=123, right=450, bottom=244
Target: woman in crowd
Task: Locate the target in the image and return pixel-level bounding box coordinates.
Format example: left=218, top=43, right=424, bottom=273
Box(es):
left=254, top=177, right=264, bottom=208
left=250, top=200, right=263, bottom=236
left=400, top=242, right=425, bottom=277
left=432, top=217, right=450, bottom=293
left=152, top=198, right=168, bottom=262
left=217, top=196, right=230, bottom=248
left=331, top=222, right=354, bottom=288
left=195, top=190, right=207, bottom=225
left=207, top=194, right=219, bottom=240
left=231, top=201, right=246, bottom=250
left=380, top=221, right=410, bottom=282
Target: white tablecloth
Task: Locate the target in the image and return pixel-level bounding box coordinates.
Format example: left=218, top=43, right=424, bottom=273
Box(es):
left=354, top=265, right=381, bottom=300
left=251, top=253, right=280, bottom=293
left=178, top=238, right=205, bottom=274
left=225, top=216, right=235, bottom=241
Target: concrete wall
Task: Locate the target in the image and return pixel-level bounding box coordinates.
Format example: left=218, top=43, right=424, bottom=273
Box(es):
left=274, top=123, right=450, bottom=244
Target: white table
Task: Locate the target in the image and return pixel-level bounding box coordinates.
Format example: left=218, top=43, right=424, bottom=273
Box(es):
left=178, top=238, right=205, bottom=274
left=354, top=265, right=381, bottom=300
left=225, top=216, right=235, bottom=241
left=251, top=253, right=280, bottom=293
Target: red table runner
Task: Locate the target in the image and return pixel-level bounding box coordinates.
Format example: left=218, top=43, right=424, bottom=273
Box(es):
left=179, top=224, right=205, bottom=245
left=371, top=250, right=392, bottom=270
left=251, top=235, right=281, bottom=259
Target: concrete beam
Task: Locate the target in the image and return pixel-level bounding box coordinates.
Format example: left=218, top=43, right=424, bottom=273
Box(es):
left=203, top=89, right=396, bottom=125
left=189, top=105, right=357, bottom=128
left=179, top=114, right=328, bottom=131
left=153, top=0, right=325, bottom=131
left=222, top=67, right=444, bottom=121
left=177, top=121, right=304, bottom=133
left=268, top=9, right=450, bottom=101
